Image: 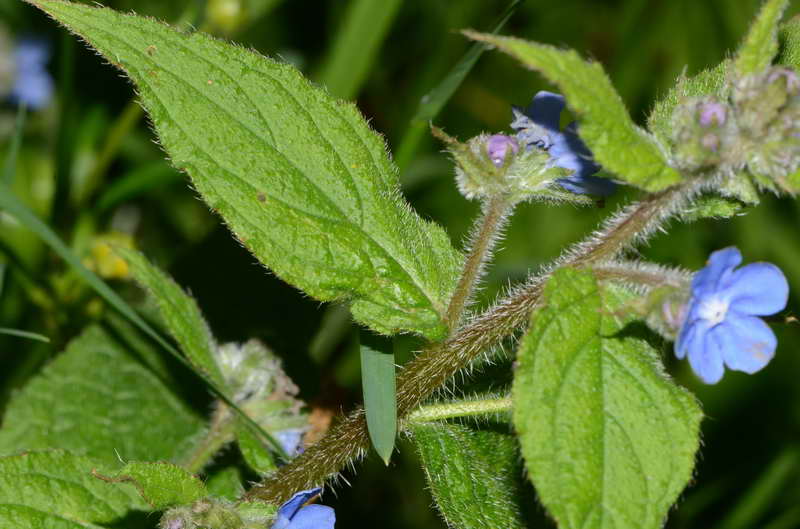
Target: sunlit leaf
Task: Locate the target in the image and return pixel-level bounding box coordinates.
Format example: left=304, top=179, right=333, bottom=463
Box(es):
left=513, top=268, right=702, bottom=529
left=29, top=0, right=462, bottom=340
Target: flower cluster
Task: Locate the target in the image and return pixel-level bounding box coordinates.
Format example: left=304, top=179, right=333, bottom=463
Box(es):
left=671, top=66, right=800, bottom=194
left=511, top=91, right=616, bottom=196
left=674, top=247, right=788, bottom=384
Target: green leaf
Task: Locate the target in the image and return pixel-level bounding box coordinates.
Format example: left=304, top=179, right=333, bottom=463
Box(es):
left=778, top=15, right=800, bottom=68
left=513, top=268, right=702, bottom=529
left=237, top=421, right=278, bottom=474
left=681, top=195, right=747, bottom=222
left=117, top=247, right=225, bottom=388
left=734, top=0, right=788, bottom=77
left=360, top=331, right=397, bottom=465
left=315, top=0, right=402, bottom=99
left=205, top=466, right=245, bottom=500
left=0, top=451, right=144, bottom=528
left=647, top=60, right=729, bottom=147
left=0, top=326, right=205, bottom=465
left=0, top=327, right=50, bottom=342
left=412, top=422, right=526, bottom=529
left=465, top=32, right=681, bottom=192
left=94, top=461, right=208, bottom=510
left=30, top=0, right=462, bottom=340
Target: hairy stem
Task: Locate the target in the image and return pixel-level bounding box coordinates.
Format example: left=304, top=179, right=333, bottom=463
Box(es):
left=445, top=195, right=512, bottom=331
left=246, top=179, right=701, bottom=504
left=405, top=395, right=512, bottom=424
left=180, top=405, right=236, bottom=474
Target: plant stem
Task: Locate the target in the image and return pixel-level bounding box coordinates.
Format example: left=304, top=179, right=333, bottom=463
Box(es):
left=85, top=100, right=143, bottom=187
left=406, top=396, right=512, bottom=424
left=180, top=405, right=237, bottom=474
left=246, top=179, right=701, bottom=504
left=445, top=195, right=511, bottom=331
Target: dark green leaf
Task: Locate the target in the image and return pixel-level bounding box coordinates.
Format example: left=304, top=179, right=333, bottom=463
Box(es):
left=0, top=326, right=204, bottom=465
left=412, top=422, right=526, bottom=529
left=360, top=331, right=397, bottom=464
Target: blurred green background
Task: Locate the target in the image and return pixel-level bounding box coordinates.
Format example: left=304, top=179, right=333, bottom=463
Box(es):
left=2, top=0, right=800, bottom=527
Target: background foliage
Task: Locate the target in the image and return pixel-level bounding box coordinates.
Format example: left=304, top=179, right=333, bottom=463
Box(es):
left=2, top=0, right=800, bottom=527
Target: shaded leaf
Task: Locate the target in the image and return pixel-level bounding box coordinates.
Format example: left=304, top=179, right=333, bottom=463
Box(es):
left=412, top=422, right=526, bottom=529
left=237, top=421, right=278, bottom=474
left=0, top=326, right=205, bottom=465
left=513, top=268, right=702, bottom=529
left=466, top=31, right=681, bottom=192
left=0, top=451, right=144, bottom=528
left=360, top=331, right=397, bottom=464
left=94, top=461, right=207, bottom=510
left=30, top=0, right=462, bottom=340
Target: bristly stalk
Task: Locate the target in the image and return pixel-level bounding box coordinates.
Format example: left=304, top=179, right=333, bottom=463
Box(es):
left=445, top=195, right=513, bottom=332
left=245, top=177, right=703, bottom=504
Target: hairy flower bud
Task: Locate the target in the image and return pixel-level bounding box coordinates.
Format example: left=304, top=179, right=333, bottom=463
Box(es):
left=485, top=134, right=519, bottom=167
left=671, top=97, right=733, bottom=170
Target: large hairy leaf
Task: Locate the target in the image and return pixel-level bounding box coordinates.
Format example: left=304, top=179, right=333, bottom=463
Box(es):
left=0, top=326, right=204, bottom=465
left=466, top=31, right=681, bottom=192
left=0, top=451, right=143, bottom=528
left=412, top=422, right=526, bottom=529
left=29, top=0, right=462, bottom=340
left=513, top=268, right=702, bottom=529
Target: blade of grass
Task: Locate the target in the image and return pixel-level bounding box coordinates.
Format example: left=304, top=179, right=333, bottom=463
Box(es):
left=94, top=161, right=181, bottom=212
left=315, top=0, right=403, bottom=99
left=0, top=327, right=50, bottom=343
left=719, top=447, right=799, bottom=529
left=2, top=104, right=26, bottom=185
left=359, top=330, right=397, bottom=465
left=0, top=183, right=287, bottom=460
left=394, top=0, right=524, bottom=171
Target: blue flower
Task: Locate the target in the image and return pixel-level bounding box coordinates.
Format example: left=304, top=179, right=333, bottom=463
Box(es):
left=675, top=247, right=789, bottom=384
left=9, top=38, right=53, bottom=109
left=271, top=488, right=335, bottom=529
left=276, top=428, right=305, bottom=458
left=511, top=91, right=615, bottom=196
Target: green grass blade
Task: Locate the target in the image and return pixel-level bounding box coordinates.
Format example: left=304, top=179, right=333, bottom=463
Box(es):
left=359, top=330, right=397, bottom=465
left=315, top=0, right=403, bottom=99
left=719, top=447, right=799, bottom=529
left=2, top=104, right=26, bottom=185
left=0, top=327, right=50, bottom=343
left=395, top=0, right=524, bottom=171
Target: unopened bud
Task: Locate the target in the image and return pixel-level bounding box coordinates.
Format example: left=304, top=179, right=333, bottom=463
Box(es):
left=699, top=102, right=727, bottom=127
left=486, top=134, right=519, bottom=167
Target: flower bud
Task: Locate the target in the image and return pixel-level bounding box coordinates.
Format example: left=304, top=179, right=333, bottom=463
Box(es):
left=670, top=97, right=732, bottom=169
left=485, top=134, right=519, bottom=167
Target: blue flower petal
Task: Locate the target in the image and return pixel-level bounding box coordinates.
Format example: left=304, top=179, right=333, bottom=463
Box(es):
left=283, top=504, right=336, bottom=529
left=724, top=262, right=789, bottom=316
left=690, top=247, right=741, bottom=296
left=556, top=175, right=617, bottom=196
left=273, top=488, right=322, bottom=529
left=687, top=327, right=725, bottom=384
left=675, top=317, right=703, bottom=360
left=10, top=38, right=53, bottom=109
left=525, top=91, right=564, bottom=133
left=714, top=316, right=776, bottom=374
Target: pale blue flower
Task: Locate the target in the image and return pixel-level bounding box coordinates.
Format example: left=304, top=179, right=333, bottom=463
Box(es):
left=272, top=488, right=335, bottom=529
left=276, top=428, right=305, bottom=458
left=10, top=38, right=53, bottom=109
left=511, top=91, right=615, bottom=196
left=675, top=247, right=788, bottom=384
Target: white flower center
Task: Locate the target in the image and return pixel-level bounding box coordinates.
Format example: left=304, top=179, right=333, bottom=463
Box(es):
left=697, top=296, right=729, bottom=326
